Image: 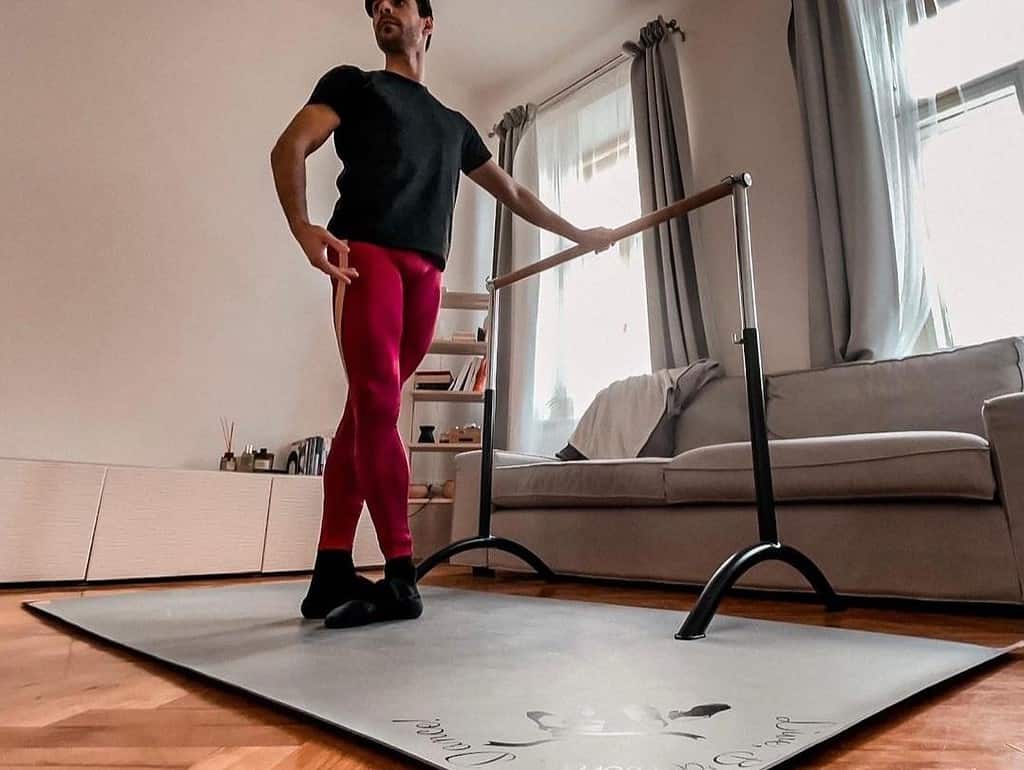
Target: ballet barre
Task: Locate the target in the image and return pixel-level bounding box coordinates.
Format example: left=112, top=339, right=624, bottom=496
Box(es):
left=415, top=172, right=844, bottom=640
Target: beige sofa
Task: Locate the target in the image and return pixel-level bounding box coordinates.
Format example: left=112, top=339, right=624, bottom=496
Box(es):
left=450, top=337, right=1024, bottom=604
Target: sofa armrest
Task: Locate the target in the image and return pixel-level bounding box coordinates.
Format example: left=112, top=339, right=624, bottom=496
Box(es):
left=449, top=450, right=557, bottom=568
left=983, top=392, right=1024, bottom=597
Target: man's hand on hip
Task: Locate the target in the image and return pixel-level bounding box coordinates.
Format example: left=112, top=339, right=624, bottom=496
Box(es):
left=293, top=223, right=359, bottom=284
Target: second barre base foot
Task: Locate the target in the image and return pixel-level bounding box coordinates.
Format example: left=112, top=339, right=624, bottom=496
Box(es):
left=676, top=541, right=843, bottom=641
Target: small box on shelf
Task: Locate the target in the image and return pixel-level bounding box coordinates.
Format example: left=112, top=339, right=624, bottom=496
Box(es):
left=438, top=424, right=482, bottom=445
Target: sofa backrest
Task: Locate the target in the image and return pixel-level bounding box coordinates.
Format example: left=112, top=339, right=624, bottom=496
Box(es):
left=673, top=376, right=750, bottom=455
left=672, top=337, right=1024, bottom=454
left=765, top=337, right=1024, bottom=440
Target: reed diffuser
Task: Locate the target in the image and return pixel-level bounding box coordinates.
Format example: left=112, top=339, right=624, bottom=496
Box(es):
left=219, top=417, right=237, bottom=471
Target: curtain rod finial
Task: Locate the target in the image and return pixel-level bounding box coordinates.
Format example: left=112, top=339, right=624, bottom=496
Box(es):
left=666, top=17, right=685, bottom=40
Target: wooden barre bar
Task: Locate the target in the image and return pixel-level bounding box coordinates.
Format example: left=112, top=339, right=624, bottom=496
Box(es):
left=491, top=178, right=737, bottom=291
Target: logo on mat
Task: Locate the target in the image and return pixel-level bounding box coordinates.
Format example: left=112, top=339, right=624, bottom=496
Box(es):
left=485, top=703, right=732, bottom=748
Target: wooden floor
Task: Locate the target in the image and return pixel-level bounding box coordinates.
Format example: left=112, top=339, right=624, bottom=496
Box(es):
left=1, top=566, right=1022, bottom=769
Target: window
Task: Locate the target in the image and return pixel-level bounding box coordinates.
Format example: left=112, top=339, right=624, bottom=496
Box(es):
left=506, top=62, right=649, bottom=455
left=906, top=0, right=1024, bottom=346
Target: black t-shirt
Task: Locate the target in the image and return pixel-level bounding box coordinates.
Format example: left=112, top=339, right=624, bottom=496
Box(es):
left=305, top=65, right=492, bottom=271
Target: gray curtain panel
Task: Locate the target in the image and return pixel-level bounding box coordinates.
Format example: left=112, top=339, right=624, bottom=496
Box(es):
left=624, top=17, right=709, bottom=371
left=788, top=2, right=903, bottom=365
left=490, top=104, right=537, bottom=450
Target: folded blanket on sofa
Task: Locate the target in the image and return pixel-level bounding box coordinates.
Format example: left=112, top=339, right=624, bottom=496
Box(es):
left=556, top=359, right=722, bottom=460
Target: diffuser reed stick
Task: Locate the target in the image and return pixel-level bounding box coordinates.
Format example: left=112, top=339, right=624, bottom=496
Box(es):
left=219, top=417, right=237, bottom=470
left=220, top=417, right=235, bottom=454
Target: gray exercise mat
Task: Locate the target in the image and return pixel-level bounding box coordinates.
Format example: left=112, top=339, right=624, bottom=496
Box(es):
left=25, top=582, right=1016, bottom=769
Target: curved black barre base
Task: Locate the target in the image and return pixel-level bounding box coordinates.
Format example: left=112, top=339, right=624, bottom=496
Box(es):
left=675, top=542, right=845, bottom=641
left=416, top=536, right=558, bottom=582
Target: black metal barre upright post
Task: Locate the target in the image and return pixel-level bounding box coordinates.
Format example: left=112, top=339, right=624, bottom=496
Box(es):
left=415, top=173, right=844, bottom=641
left=673, top=174, right=844, bottom=640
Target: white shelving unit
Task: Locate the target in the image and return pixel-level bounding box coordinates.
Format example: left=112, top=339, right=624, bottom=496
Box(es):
left=407, top=288, right=489, bottom=509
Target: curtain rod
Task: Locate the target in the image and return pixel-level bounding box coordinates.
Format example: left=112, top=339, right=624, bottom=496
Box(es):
left=487, top=19, right=684, bottom=138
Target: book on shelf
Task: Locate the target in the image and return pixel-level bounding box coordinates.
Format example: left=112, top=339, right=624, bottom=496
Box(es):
left=466, top=358, right=481, bottom=391
left=450, top=359, right=471, bottom=391
left=314, top=435, right=325, bottom=474
left=414, top=369, right=454, bottom=390
left=465, top=358, right=481, bottom=391
left=448, top=356, right=486, bottom=392
left=302, top=437, right=311, bottom=474
left=472, top=357, right=488, bottom=392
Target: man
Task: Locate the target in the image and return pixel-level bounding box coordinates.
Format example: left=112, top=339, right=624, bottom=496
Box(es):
left=270, top=0, right=615, bottom=629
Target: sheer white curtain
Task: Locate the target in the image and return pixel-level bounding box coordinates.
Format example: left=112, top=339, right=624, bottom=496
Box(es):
left=505, top=63, right=650, bottom=456
left=850, top=0, right=948, bottom=354
left=905, top=0, right=1024, bottom=346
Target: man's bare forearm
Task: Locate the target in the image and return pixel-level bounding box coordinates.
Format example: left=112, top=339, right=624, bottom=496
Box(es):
left=504, top=184, right=583, bottom=242
left=270, top=144, right=311, bottom=235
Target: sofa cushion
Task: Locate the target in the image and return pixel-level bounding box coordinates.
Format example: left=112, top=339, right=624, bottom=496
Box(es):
left=766, top=337, right=1024, bottom=440
left=673, top=376, right=750, bottom=455
left=493, top=457, right=670, bottom=508
left=664, top=431, right=995, bottom=504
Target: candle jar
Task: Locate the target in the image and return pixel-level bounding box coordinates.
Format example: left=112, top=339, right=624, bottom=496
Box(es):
left=253, top=448, right=274, bottom=472
left=237, top=444, right=255, bottom=472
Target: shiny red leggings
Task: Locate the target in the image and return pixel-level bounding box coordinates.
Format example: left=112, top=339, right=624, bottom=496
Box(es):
left=319, top=240, right=442, bottom=559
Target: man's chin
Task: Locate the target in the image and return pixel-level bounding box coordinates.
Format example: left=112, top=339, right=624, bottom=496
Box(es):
left=375, top=29, right=403, bottom=51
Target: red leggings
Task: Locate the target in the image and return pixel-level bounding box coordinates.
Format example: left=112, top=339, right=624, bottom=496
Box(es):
left=319, top=240, right=442, bottom=559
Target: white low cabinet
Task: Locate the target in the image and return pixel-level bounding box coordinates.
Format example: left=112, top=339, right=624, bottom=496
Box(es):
left=0, top=459, right=106, bottom=582
left=86, top=467, right=272, bottom=581
left=0, top=458, right=388, bottom=584
left=263, top=475, right=383, bottom=572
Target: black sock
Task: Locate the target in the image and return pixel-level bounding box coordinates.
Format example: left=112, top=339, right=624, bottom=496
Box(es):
left=306, top=548, right=360, bottom=598
left=312, top=548, right=356, bottom=580
left=384, top=555, right=416, bottom=585
left=302, top=548, right=373, bottom=619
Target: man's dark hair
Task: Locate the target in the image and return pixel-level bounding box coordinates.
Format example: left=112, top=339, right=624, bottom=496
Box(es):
left=365, top=0, right=434, bottom=51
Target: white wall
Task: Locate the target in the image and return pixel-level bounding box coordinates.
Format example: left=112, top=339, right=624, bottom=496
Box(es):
left=474, top=0, right=813, bottom=376
left=0, top=0, right=491, bottom=472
